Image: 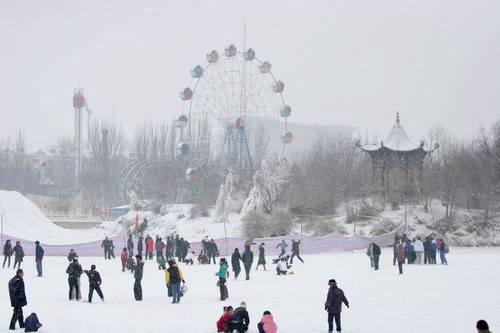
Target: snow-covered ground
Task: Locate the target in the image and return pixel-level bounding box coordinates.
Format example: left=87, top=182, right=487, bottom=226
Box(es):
left=1, top=248, right=498, bottom=333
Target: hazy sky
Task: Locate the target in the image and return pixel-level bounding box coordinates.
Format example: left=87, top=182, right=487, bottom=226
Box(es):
left=1, top=0, right=499, bottom=149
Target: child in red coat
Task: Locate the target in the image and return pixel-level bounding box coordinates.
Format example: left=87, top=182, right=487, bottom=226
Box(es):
left=216, top=306, right=233, bottom=332
left=121, top=248, right=128, bottom=272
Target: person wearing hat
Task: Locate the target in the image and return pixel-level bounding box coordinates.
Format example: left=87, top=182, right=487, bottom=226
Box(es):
left=476, top=320, right=491, bottom=333
left=66, top=258, right=83, bottom=300
left=134, top=255, right=144, bottom=301
left=256, top=243, right=266, bottom=271
left=228, top=301, right=250, bottom=333
left=325, top=279, right=349, bottom=333
left=165, top=259, right=185, bottom=304
left=84, top=264, right=104, bottom=303
left=8, top=269, right=27, bottom=330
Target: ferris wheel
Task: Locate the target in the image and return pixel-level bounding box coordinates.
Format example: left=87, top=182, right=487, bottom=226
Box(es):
left=176, top=44, right=293, bottom=180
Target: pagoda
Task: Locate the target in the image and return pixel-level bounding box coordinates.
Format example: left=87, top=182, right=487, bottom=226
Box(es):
left=356, top=113, right=438, bottom=198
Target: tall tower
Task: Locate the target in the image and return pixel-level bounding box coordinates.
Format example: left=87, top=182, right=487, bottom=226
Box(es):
left=73, top=88, right=85, bottom=190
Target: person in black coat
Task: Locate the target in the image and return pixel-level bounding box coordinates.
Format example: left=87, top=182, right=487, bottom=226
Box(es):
left=66, top=258, right=83, bottom=300
left=9, top=269, right=27, bottom=330
left=228, top=302, right=250, bottom=333
left=34, top=241, right=44, bottom=277
left=134, top=255, right=144, bottom=301
left=325, top=279, right=349, bottom=333
left=137, top=236, right=144, bottom=257
left=372, top=243, right=381, bottom=270
left=84, top=265, right=104, bottom=303
left=290, top=239, right=304, bottom=264
left=256, top=243, right=266, bottom=271
left=231, top=248, right=242, bottom=279
left=241, top=245, right=254, bottom=281
left=3, top=239, right=13, bottom=268
left=423, top=237, right=432, bottom=264
left=127, top=235, right=134, bottom=258
left=101, top=237, right=112, bottom=259
left=13, top=241, right=24, bottom=270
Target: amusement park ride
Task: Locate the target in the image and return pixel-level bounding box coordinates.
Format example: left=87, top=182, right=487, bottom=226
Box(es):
left=119, top=43, right=293, bottom=203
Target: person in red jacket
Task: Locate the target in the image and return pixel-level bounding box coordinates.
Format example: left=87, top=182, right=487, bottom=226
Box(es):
left=120, top=248, right=128, bottom=272
left=145, top=235, right=154, bottom=260
left=217, top=306, right=233, bottom=332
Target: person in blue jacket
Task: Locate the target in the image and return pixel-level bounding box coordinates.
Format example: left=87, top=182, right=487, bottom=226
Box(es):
left=430, top=238, right=438, bottom=264
left=215, top=258, right=229, bottom=300
left=276, top=240, right=288, bottom=259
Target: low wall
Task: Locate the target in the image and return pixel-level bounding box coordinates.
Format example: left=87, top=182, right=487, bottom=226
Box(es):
left=0, top=222, right=405, bottom=257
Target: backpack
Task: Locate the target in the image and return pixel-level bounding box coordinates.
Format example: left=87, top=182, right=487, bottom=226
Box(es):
left=444, top=243, right=450, bottom=254
left=24, top=313, right=42, bottom=332
left=169, top=267, right=181, bottom=283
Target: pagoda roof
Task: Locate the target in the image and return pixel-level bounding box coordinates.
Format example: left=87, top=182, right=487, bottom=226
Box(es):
left=358, top=113, right=426, bottom=153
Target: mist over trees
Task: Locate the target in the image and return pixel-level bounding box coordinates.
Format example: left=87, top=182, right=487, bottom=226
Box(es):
left=1, top=117, right=499, bottom=235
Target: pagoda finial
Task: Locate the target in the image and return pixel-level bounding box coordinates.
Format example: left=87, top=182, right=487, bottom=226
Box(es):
left=396, top=111, right=400, bottom=125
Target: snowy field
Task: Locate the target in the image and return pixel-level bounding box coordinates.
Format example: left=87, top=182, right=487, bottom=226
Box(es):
left=1, top=247, right=498, bottom=333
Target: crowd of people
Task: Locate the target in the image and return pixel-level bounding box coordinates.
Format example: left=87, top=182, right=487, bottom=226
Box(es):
left=3, top=232, right=492, bottom=333
left=366, top=233, right=449, bottom=275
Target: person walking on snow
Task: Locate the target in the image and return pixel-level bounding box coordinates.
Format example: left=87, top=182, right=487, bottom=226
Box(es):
left=145, top=235, right=154, bottom=260
left=367, top=242, right=374, bottom=268
left=3, top=239, right=13, bottom=268
left=127, top=235, right=134, bottom=258
left=137, top=236, right=144, bottom=257
left=13, top=241, right=24, bottom=270
left=101, top=237, right=112, bottom=259
left=325, top=279, right=349, bottom=333
left=165, top=260, right=185, bottom=304
left=437, top=238, right=448, bottom=265
left=84, top=265, right=104, bottom=303
left=9, top=269, right=27, bottom=330
left=231, top=248, right=242, bottom=279
left=120, top=248, right=128, bottom=272
left=290, top=239, right=304, bottom=264
left=276, top=240, right=288, bottom=259
left=256, top=243, right=266, bottom=271
left=66, top=258, right=83, bottom=300
left=34, top=241, right=44, bottom=277
left=134, top=255, right=144, bottom=301
left=216, top=258, right=229, bottom=301
left=396, top=240, right=405, bottom=275
left=241, top=245, right=254, bottom=281
left=372, top=242, right=381, bottom=270
left=258, top=311, right=278, bottom=333
left=155, top=237, right=165, bottom=259
left=414, top=237, right=424, bottom=264
left=430, top=237, right=438, bottom=264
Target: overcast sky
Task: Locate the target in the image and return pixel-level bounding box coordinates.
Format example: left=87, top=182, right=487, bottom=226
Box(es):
left=1, top=0, right=499, bottom=149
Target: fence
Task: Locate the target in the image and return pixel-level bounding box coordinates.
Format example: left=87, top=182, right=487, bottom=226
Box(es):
left=0, top=222, right=405, bottom=257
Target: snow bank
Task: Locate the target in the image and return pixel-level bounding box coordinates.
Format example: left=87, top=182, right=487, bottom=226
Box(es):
left=0, top=190, right=112, bottom=244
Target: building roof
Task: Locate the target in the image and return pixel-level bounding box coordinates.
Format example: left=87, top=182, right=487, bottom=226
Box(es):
left=357, top=113, right=425, bottom=153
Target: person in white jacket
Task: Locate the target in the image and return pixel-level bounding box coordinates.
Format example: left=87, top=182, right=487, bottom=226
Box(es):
left=276, top=258, right=288, bottom=275
left=414, top=237, right=424, bottom=264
